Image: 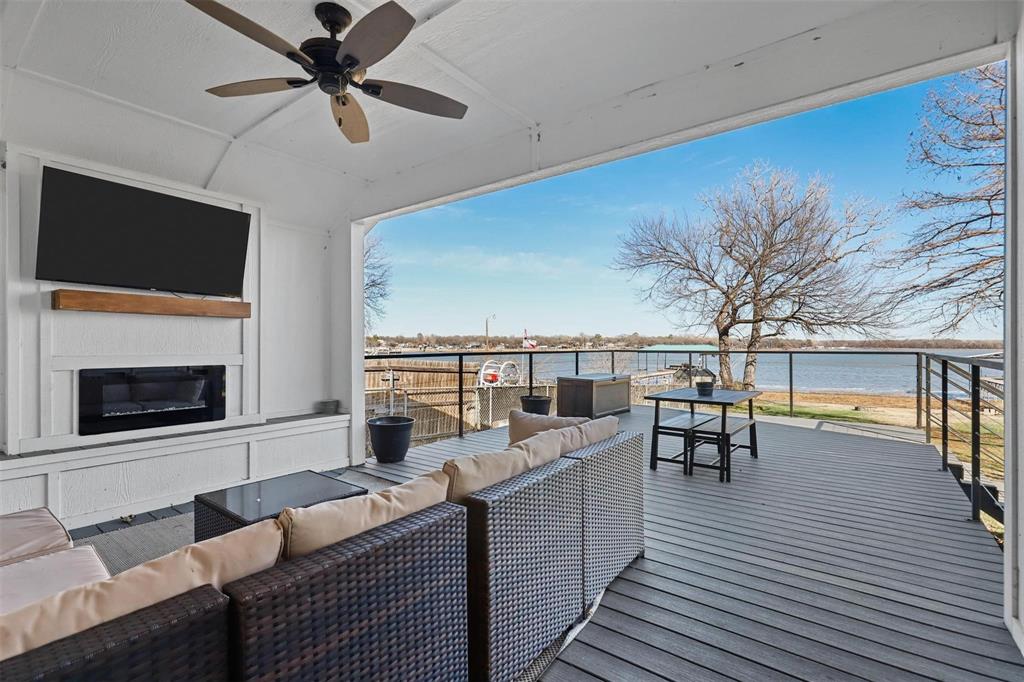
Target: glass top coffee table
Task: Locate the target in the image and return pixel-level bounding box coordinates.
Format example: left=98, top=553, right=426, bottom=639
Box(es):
left=194, top=470, right=368, bottom=541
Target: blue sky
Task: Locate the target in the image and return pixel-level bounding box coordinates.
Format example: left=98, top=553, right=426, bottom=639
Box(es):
left=372, top=70, right=1003, bottom=341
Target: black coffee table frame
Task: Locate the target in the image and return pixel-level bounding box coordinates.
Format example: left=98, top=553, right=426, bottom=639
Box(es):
left=646, top=388, right=761, bottom=482
left=194, top=470, right=368, bottom=541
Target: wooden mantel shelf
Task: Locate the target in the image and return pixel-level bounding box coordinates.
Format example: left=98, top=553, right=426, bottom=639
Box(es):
left=51, top=289, right=251, bottom=319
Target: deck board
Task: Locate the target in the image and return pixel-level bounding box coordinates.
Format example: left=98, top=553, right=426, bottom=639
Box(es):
left=356, top=406, right=1023, bottom=681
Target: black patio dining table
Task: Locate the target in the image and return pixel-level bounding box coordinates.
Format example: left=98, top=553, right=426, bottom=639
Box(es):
left=646, top=388, right=761, bottom=482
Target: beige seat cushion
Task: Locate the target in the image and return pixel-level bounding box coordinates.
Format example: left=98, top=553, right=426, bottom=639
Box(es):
left=0, top=507, right=72, bottom=567
left=0, top=546, right=110, bottom=616
left=556, top=415, right=620, bottom=454
left=0, top=518, right=282, bottom=661
left=508, top=410, right=588, bottom=445
left=444, top=428, right=563, bottom=503
left=279, top=470, right=449, bottom=560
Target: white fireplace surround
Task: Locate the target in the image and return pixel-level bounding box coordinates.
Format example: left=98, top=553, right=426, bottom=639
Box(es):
left=1, top=148, right=360, bottom=527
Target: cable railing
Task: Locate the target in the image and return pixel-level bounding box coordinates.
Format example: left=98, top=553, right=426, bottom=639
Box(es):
left=364, top=347, right=933, bottom=437
left=921, top=352, right=1004, bottom=524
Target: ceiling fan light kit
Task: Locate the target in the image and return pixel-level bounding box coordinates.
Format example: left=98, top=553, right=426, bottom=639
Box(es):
left=186, top=0, right=468, bottom=143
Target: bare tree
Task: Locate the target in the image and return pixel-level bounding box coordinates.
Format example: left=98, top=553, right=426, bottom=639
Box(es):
left=364, top=234, right=392, bottom=330
left=616, top=164, right=897, bottom=388
left=888, top=63, right=1005, bottom=331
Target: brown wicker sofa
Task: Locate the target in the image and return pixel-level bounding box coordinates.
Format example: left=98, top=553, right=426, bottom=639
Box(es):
left=0, top=503, right=467, bottom=682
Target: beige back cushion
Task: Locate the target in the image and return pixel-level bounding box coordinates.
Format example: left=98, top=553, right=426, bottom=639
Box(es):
left=508, top=410, right=588, bottom=445
left=444, top=428, right=562, bottom=503
left=0, top=518, right=283, bottom=661
left=556, top=415, right=620, bottom=454
left=279, top=470, right=448, bottom=560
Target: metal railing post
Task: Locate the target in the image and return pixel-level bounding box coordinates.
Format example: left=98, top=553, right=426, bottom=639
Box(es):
left=788, top=353, right=794, bottom=418
left=924, top=356, right=932, bottom=444
left=610, top=350, right=616, bottom=374
left=575, top=351, right=580, bottom=375
left=688, top=353, right=693, bottom=387
left=941, top=360, right=948, bottom=471
left=528, top=353, right=534, bottom=394
left=970, top=364, right=981, bottom=521
left=458, top=354, right=465, bottom=438
left=915, top=353, right=923, bottom=429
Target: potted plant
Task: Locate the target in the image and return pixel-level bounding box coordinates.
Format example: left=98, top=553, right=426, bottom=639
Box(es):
left=520, top=394, right=552, bottom=415
left=367, top=415, right=415, bottom=463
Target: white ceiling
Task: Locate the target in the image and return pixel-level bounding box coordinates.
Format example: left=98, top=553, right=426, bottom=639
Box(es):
left=1, top=0, right=1020, bottom=228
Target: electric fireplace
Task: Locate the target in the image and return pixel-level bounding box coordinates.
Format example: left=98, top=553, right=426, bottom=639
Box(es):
left=79, top=366, right=226, bottom=435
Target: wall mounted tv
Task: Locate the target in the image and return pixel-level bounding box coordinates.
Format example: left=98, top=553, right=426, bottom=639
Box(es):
left=35, top=167, right=251, bottom=298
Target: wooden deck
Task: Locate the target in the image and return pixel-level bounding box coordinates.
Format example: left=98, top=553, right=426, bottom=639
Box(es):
left=357, top=406, right=1024, bottom=681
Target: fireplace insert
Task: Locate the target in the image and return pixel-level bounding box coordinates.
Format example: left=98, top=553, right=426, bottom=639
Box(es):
left=79, top=366, right=226, bottom=435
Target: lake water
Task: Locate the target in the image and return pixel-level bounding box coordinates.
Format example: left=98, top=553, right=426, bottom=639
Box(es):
left=415, top=348, right=999, bottom=396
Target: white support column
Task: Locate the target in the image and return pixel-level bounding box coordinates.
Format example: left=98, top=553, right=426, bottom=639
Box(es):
left=329, top=219, right=368, bottom=465
left=1007, top=21, right=1024, bottom=654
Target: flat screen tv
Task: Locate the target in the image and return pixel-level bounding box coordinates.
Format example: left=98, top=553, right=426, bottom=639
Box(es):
left=35, top=167, right=251, bottom=298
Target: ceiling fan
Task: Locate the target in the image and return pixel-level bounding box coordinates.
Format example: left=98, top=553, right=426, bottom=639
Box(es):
left=186, top=0, right=468, bottom=143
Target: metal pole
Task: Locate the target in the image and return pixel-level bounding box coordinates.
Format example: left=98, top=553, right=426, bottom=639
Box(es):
left=611, top=351, right=616, bottom=374
left=924, top=356, right=932, bottom=444
left=688, top=353, right=693, bottom=387
left=941, top=360, right=949, bottom=471
left=528, top=353, right=534, bottom=394
left=788, top=353, right=794, bottom=418
left=575, top=351, right=580, bottom=375
left=915, top=353, right=923, bottom=429
left=970, top=364, right=981, bottom=521
left=458, top=355, right=465, bottom=438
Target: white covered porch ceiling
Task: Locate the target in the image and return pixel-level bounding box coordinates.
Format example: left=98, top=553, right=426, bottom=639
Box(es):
left=1, top=0, right=1020, bottom=227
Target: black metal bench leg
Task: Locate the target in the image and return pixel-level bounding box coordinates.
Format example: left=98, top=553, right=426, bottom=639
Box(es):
left=725, top=434, right=732, bottom=482
left=650, top=401, right=660, bottom=470
left=748, top=400, right=759, bottom=459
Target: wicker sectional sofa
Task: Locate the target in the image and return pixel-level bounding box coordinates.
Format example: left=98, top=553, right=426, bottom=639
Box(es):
left=458, top=430, right=645, bottom=681
left=1, top=426, right=644, bottom=682
left=0, top=504, right=468, bottom=682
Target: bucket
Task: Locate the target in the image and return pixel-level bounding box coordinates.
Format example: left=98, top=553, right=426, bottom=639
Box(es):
left=367, top=416, right=415, bottom=463
left=519, top=395, right=552, bottom=415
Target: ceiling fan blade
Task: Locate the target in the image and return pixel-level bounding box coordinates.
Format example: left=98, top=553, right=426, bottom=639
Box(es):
left=331, top=93, right=370, bottom=143
left=186, top=0, right=313, bottom=66
left=206, top=77, right=312, bottom=97
left=336, top=1, right=415, bottom=71
left=360, top=80, right=467, bottom=119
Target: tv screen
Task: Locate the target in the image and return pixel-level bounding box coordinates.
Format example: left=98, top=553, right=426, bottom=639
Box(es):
left=35, top=167, right=251, bottom=297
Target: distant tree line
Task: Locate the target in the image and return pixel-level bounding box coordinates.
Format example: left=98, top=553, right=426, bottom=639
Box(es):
left=365, top=333, right=1001, bottom=350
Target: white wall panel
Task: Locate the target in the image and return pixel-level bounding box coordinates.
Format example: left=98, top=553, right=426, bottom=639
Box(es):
left=60, top=443, right=249, bottom=518
left=51, top=312, right=243, bottom=357
left=51, top=369, right=73, bottom=436
left=256, top=429, right=348, bottom=476
left=0, top=475, right=46, bottom=514
left=261, top=222, right=331, bottom=417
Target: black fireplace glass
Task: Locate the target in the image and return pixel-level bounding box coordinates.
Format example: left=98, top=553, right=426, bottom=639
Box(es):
left=79, top=366, right=226, bottom=435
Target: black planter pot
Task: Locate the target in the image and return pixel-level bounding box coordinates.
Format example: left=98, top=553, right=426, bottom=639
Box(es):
left=520, top=395, right=552, bottom=415
left=367, top=416, right=415, bottom=463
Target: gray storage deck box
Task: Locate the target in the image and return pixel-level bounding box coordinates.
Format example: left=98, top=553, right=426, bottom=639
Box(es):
left=556, top=373, right=631, bottom=418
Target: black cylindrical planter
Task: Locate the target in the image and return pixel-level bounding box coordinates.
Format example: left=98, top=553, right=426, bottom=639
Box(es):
left=367, top=416, right=415, bottom=463
left=520, top=395, right=552, bottom=415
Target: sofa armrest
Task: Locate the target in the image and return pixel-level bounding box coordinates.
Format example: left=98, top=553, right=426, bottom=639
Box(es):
left=223, top=502, right=467, bottom=682
left=463, top=457, right=584, bottom=682
left=0, top=585, right=229, bottom=682
left=563, top=431, right=645, bottom=603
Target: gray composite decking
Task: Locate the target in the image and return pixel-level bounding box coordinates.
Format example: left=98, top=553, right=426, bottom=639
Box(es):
left=357, top=406, right=1024, bottom=682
